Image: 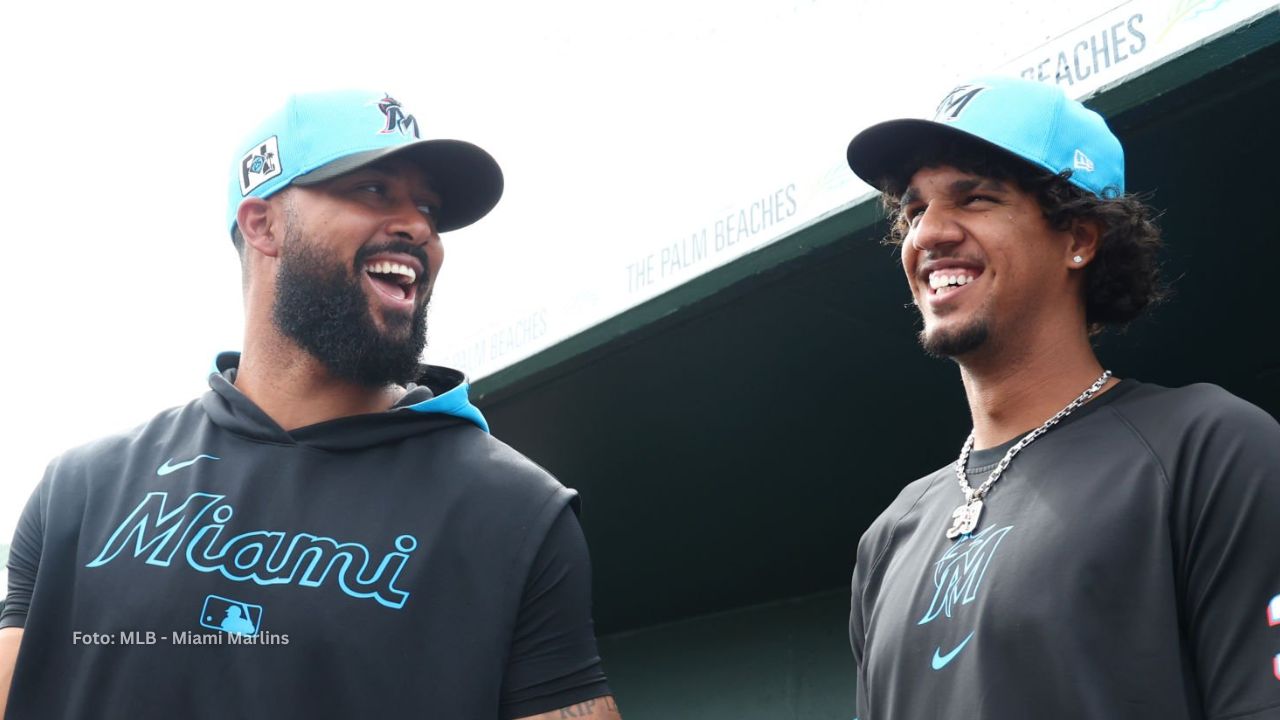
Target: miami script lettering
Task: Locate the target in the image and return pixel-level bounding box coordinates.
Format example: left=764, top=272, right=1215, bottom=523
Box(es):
left=87, top=492, right=417, bottom=610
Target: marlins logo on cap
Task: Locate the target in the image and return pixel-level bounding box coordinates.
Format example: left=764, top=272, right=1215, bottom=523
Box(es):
left=376, top=94, right=418, bottom=137
left=933, top=84, right=987, bottom=122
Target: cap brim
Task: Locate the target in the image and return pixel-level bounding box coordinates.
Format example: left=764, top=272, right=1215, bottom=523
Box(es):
left=846, top=118, right=1030, bottom=195
left=293, top=139, right=503, bottom=233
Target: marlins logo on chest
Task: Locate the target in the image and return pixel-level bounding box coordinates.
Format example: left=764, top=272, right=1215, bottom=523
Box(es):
left=918, top=524, right=1013, bottom=625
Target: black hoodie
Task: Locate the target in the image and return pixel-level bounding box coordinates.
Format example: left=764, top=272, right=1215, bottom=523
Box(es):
left=3, top=353, right=610, bottom=718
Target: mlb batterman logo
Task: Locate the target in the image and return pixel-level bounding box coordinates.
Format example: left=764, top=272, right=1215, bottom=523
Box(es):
left=239, top=136, right=281, bottom=196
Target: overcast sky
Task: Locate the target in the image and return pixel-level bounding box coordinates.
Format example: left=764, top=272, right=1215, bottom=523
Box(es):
left=4, top=0, right=1251, bottom=543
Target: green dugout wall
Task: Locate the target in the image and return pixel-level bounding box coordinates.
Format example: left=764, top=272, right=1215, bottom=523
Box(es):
left=474, top=17, right=1280, bottom=719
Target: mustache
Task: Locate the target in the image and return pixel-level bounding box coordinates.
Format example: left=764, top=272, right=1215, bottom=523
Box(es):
left=353, top=240, right=432, bottom=279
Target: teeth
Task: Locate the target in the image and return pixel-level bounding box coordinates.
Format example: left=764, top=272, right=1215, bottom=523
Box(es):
left=365, top=261, right=417, bottom=284
left=928, top=270, right=977, bottom=291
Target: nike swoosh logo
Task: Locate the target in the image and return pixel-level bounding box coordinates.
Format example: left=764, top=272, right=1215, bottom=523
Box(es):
left=931, top=631, right=975, bottom=670
left=157, top=454, right=220, bottom=476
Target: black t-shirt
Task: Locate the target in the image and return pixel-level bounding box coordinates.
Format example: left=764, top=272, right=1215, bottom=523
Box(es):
left=850, top=380, right=1280, bottom=719
left=2, top=355, right=610, bottom=719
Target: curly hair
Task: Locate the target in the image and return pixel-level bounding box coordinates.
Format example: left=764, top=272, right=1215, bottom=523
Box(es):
left=879, top=136, right=1165, bottom=334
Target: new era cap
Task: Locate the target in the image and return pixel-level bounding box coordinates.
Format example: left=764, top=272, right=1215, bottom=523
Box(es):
left=228, top=89, right=503, bottom=235
left=846, top=75, right=1124, bottom=197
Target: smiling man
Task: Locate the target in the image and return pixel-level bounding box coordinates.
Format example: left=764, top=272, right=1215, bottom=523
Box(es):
left=0, top=90, right=620, bottom=719
left=844, top=76, right=1280, bottom=718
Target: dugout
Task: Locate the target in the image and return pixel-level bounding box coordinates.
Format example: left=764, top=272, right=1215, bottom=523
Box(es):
left=472, top=15, right=1280, bottom=719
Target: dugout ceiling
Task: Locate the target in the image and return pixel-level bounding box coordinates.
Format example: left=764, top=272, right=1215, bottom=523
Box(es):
left=474, top=19, right=1280, bottom=634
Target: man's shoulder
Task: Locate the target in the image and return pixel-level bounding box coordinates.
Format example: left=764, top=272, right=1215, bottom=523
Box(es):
left=1109, top=379, right=1278, bottom=437
left=410, top=424, right=555, bottom=478
left=1102, top=380, right=1280, bottom=486
left=1119, top=378, right=1249, bottom=408
left=403, top=425, right=576, bottom=507
left=857, top=467, right=949, bottom=553
left=895, top=466, right=952, bottom=509
left=52, top=398, right=205, bottom=474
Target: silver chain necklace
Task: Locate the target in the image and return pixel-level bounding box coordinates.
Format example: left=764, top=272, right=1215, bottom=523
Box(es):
left=944, top=370, right=1112, bottom=540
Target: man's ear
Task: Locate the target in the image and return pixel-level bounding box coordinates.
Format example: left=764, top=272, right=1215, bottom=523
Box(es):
left=236, top=197, right=281, bottom=258
left=1067, top=217, right=1102, bottom=267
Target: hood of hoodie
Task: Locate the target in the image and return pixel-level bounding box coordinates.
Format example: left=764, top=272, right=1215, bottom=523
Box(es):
left=201, top=352, right=489, bottom=451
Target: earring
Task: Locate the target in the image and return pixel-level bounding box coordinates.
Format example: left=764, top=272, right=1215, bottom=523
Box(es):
left=1073, top=255, right=1084, bottom=263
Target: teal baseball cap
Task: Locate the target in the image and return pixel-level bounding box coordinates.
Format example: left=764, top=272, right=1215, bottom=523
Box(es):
left=228, top=89, right=503, bottom=236
left=846, top=75, right=1124, bottom=197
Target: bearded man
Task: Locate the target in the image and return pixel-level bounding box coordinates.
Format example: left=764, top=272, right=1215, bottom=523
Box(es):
left=1, top=90, right=621, bottom=720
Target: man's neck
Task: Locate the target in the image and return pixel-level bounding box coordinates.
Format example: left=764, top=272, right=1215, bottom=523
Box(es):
left=957, top=331, right=1116, bottom=450
left=234, top=335, right=406, bottom=432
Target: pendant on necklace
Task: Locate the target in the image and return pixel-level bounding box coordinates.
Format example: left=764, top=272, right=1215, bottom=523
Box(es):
left=945, top=499, right=984, bottom=539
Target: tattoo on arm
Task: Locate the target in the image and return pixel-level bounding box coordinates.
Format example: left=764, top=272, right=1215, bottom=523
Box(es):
left=558, top=696, right=619, bottom=717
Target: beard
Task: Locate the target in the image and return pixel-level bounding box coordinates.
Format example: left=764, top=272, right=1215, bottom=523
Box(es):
left=272, top=224, right=430, bottom=387
left=918, top=316, right=990, bottom=359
